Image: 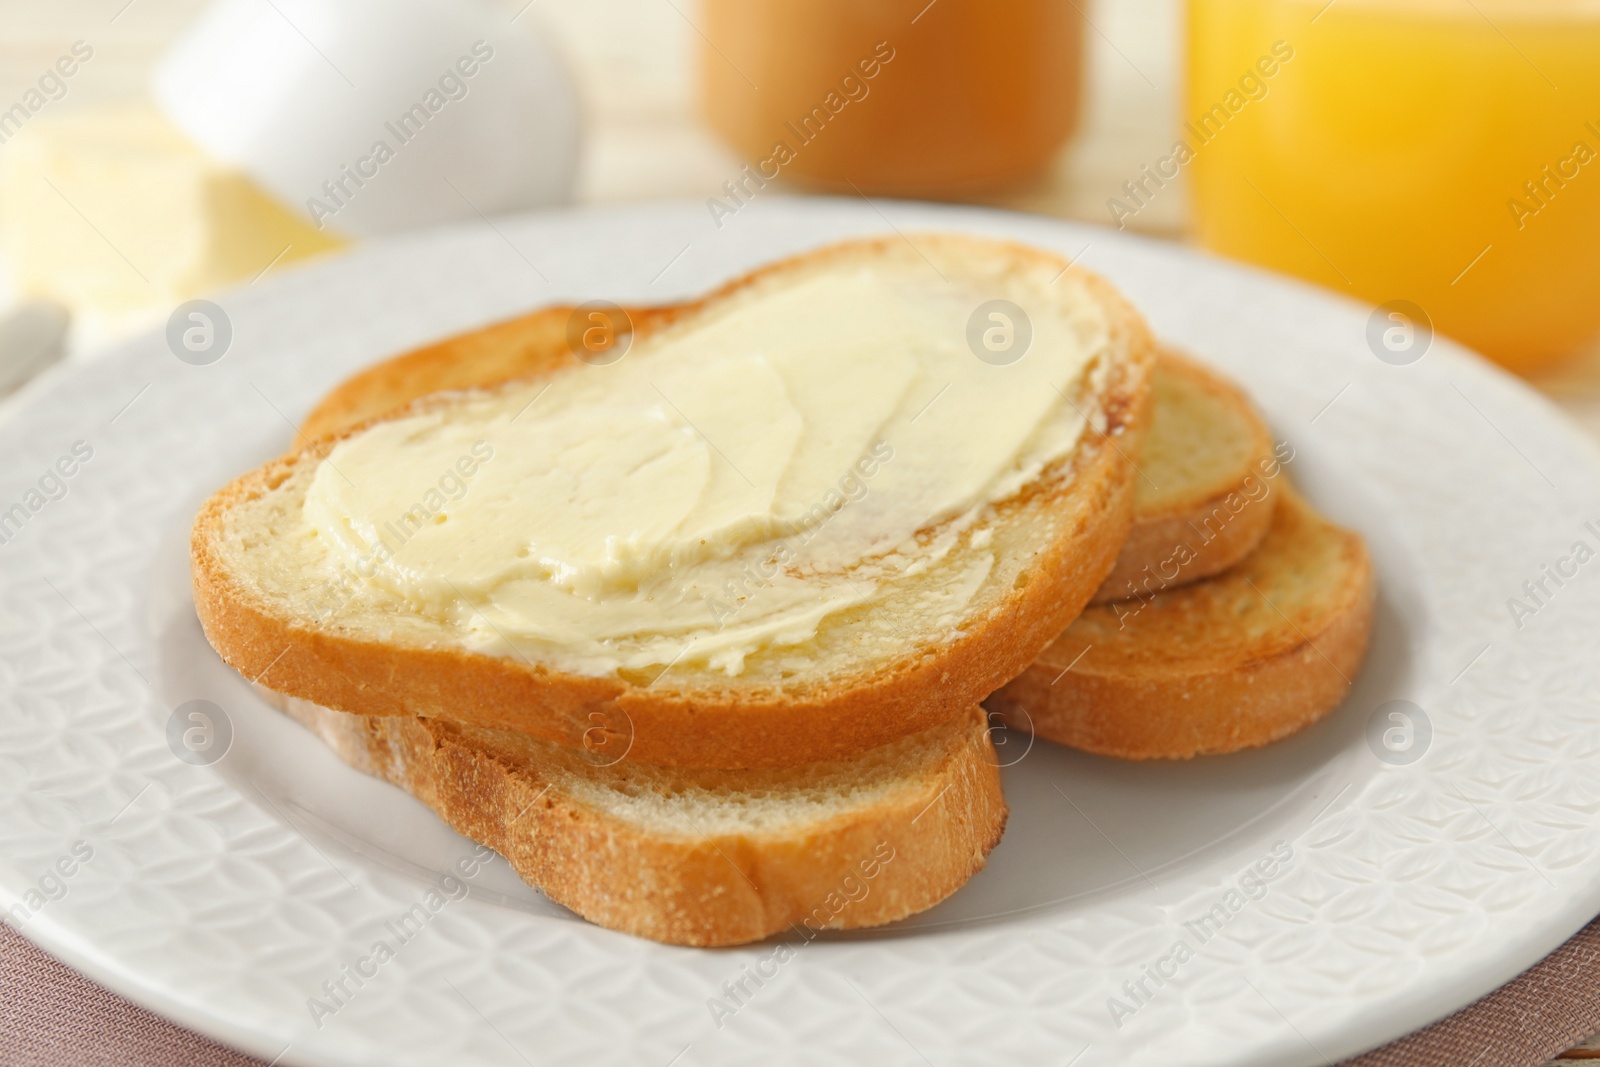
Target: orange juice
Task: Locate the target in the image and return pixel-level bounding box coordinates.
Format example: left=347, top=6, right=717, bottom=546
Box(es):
left=1187, top=0, right=1600, bottom=371
left=699, top=0, right=1084, bottom=197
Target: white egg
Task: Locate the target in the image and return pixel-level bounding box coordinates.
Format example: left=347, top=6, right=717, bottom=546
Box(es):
left=152, top=0, right=581, bottom=237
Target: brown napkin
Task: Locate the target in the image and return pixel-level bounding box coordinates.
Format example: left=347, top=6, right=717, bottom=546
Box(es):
left=1343, top=917, right=1600, bottom=1067
left=0, top=922, right=266, bottom=1066
left=5, top=916, right=1599, bottom=1066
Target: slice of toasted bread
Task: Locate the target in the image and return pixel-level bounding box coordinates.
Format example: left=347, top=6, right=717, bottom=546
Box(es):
left=262, top=689, right=1006, bottom=947
left=991, top=485, right=1374, bottom=759
left=297, top=303, right=634, bottom=441
left=1090, top=349, right=1281, bottom=604
left=193, top=234, right=1155, bottom=769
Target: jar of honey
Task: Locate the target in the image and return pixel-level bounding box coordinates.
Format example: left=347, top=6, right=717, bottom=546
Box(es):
left=697, top=0, right=1085, bottom=197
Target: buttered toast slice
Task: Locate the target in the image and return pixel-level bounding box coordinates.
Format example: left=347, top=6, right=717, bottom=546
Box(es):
left=193, top=235, right=1155, bottom=769
left=263, top=690, right=1007, bottom=947
left=1091, top=350, right=1282, bottom=604
left=991, top=485, right=1374, bottom=759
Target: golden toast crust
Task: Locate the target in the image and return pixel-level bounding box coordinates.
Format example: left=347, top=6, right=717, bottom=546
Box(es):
left=1091, top=349, right=1279, bottom=604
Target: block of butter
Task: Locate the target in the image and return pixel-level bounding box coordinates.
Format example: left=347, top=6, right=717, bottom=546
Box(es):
left=0, top=104, right=343, bottom=330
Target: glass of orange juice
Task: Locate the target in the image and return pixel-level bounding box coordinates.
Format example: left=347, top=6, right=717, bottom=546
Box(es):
left=1186, top=0, right=1600, bottom=372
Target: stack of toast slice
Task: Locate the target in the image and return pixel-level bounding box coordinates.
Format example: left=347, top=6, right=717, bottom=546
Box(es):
left=191, top=236, right=1373, bottom=946
left=991, top=352, right=1375, bottom=759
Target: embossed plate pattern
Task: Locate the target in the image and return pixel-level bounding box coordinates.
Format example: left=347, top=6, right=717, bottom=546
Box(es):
left=3, top=199, right=1599, bottom=1067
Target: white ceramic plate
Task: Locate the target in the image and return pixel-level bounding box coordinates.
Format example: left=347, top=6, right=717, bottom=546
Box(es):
left=4, top=199, right=1599, bottom=1067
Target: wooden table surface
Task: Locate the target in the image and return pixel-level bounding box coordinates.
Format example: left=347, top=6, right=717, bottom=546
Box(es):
left=1559, top=1036, right=1600, bottom=1063
left=3, top=0, right=1599, bottom=1061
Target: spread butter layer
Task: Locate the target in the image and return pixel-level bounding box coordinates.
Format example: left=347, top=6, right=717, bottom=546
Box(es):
left=302, top=262, right=1110, bottom=676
